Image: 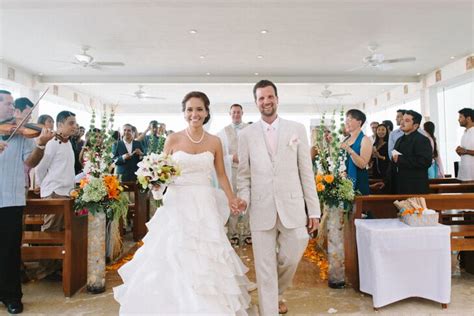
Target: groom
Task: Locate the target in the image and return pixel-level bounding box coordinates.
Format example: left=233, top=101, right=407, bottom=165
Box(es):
left=237, top=80, right=321, bottom=315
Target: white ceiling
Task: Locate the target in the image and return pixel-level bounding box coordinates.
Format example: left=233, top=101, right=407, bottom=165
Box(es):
left=1, top=0, right=472, bottom=112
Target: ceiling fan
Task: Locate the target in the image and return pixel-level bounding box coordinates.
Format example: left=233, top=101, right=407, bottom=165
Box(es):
left=52, top=46, right=125, bottom=69
left=121, top=85, right=166, bottom=100
left=349, top=44, right=416, bottom=71
left=317, top=85, right=352, bottom=99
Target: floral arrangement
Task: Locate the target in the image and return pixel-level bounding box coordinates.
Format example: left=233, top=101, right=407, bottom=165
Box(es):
left=71, top=106, right=128, bottom=221
left=147, top=134, right=166, bottom=154
left=136, top=152, right=181, bottom=193
left=313, top=110, right=355, bottom=212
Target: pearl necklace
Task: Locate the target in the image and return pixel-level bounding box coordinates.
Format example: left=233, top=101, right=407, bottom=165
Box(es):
left=185, top=128, right=205, bottom=144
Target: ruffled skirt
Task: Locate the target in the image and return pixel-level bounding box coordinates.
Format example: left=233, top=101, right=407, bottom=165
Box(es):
left=113, top=184, right=251, bottom=315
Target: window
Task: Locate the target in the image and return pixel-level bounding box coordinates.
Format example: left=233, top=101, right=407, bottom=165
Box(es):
left=365, top=98, right=421, bottom=135
left=436, top=80, right=474, bottom=176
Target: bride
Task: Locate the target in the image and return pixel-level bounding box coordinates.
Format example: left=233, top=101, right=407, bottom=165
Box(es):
left=114, top=91, right=252, bottom=315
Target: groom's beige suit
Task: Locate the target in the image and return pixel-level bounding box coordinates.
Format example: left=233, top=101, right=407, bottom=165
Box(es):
left=237, top=117, right=321, bottom=315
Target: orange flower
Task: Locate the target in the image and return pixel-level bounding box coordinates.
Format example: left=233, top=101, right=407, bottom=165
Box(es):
left=70, top=190, right=79, bottom=199
left=103, top=175, right=121, bottom=200
left=323, top=174, right=334, bottom=184
left=316, top=182, right=325, bottom=192
left=79, top=178, right=89, bottom=189
left=315, top=173, right=323, bottom=183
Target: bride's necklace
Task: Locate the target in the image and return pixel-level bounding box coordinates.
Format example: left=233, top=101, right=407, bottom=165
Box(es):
left=185, top=128, right=205, bottom=144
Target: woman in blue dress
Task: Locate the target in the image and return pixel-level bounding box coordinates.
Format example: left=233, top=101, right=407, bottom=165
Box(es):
left=340, top=109, right=372, bottom=195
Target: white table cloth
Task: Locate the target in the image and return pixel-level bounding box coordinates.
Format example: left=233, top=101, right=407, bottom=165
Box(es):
left=355, top=219, right=451, bottom=308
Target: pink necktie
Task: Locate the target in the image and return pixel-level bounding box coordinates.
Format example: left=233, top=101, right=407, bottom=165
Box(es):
left=266, top=126, right=277, bottom=155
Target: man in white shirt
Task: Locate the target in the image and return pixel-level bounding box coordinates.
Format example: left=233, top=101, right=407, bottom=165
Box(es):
left=35, top=111, right=76, bottom=279
left=36, top=111, right=76, bottom=230
left=217, top=104, right=249, bottom=245
left=456, top=108, right=474, bottom=181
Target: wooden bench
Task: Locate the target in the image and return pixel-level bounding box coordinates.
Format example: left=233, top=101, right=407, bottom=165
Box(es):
left=345, top=193, right=474, bottom=291
left=429, top=183, right=474, bottom=193
left=122, top=181, right=150, bottom=241
left=23, top=198, right=87, bottom=297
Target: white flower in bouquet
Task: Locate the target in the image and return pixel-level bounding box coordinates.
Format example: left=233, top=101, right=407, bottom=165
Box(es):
left=136, top=153, right=181, bottom=192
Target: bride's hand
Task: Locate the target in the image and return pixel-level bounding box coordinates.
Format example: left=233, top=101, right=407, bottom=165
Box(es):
left=229, top=197, right=241, bottom=215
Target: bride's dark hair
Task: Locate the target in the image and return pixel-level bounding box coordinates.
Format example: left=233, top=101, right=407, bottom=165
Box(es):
left=181, top=91, right=211, bottom=125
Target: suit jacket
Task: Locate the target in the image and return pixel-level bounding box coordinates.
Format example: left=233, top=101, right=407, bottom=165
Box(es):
left=391, top=129, right=432, bottom=194
left=237, top=118, right=321, bottom=231
left=113, top=140, right=144, bottom=182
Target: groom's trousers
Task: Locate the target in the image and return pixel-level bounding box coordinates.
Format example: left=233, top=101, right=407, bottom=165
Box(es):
left=252, top=215, right=309, bottom=316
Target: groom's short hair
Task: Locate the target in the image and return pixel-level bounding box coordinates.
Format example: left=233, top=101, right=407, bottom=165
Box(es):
left=253, top=80, right=278, bottom=100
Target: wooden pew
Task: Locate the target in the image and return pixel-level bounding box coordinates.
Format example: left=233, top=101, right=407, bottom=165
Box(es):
left=23, top=198, right=87, bottom=297
left=345, top=193, right=474, bottom=291
left=122, top=181, right=150, bottom=241
left=429, top=183, right=474, bottom=193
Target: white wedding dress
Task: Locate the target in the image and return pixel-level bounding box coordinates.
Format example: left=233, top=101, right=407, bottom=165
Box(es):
left=114, top=151, right=251, bottom=315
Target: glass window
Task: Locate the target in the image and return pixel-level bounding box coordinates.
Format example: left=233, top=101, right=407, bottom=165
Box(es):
left=437, top=80, right=474, bottom=176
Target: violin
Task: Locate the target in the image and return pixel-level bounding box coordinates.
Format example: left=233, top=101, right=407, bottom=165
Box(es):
left=0, top=118, right=69, bottom=143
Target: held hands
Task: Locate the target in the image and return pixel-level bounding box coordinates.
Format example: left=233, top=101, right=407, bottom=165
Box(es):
left=392, top=154, right=399, bottom=163
left=229, top=197, right=247, bottom=215
left=37, top=127, right=55, bottom=146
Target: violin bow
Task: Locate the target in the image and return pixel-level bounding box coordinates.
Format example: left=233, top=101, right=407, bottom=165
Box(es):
left=6, top=87, right=49, bottom=143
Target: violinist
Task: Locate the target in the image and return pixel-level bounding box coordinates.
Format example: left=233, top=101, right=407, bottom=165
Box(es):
left=34, top=111, right=77, bottom=281
left=0, top=90, right=55, bottom=314
left=13, top=98, right=35, bottom=190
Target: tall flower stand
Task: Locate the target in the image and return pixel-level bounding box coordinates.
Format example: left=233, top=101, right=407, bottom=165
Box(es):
left=326, top=204, right=346, bottom=288
left=87, top=212, right=106, bottom=294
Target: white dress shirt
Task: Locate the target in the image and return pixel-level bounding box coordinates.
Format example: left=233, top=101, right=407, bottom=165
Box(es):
left=261, top=117, right=280, bottom=155
left=36, top=139, right=75, bottom=197
left=459, top=126, right=474, bottom=181
left=122, top=139, right=133, bottom=160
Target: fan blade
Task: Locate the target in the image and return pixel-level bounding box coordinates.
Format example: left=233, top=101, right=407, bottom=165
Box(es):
left=383, top=57, right=416, bottom=64
left=142, top=96, right=166, bottom=100
left=376, top=63, right=393, bottom=71
left=330, top=93, right=352, bottom=97
left=347, top=65, right=366, bottom=72
left=95, top=62, right=125, bottom=66
left=120, top=93, right=139, bottom=97
left=48, top=59, right=76, bottom=64
left=89, top=64, right=103, bottom=71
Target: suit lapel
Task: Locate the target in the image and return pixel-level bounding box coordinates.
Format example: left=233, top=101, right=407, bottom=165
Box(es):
left=275, top=119, right=286, bottom=156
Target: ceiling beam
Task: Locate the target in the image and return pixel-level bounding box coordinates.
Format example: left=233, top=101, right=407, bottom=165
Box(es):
left=39, top=75, right=419, bottom=85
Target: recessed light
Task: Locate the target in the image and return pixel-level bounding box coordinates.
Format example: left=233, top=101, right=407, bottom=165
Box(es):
left=257, top=55, right=264, bottom=59
left=199, top=55, right=205, bottom=59
left=260, top=29, right=269, bottom=34
left=450, top=56, right=455, bottom=59
left=206, top=72, right=211, bottom=76
left=254, top=72, right=259, bottom=76
left=38, top=73, right=44, bottom=76
left=189, top=29, right=198, bottom=34
left=416, top=72, right=421, bottom=76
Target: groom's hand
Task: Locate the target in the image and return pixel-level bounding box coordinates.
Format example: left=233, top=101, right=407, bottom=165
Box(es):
left=237, top=199, right=247, bottom=212
left=307, top=218, right=319, bottom=234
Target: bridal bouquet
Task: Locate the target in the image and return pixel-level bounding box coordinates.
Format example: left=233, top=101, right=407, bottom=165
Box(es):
left=136, top=152, right=181, bottom=199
